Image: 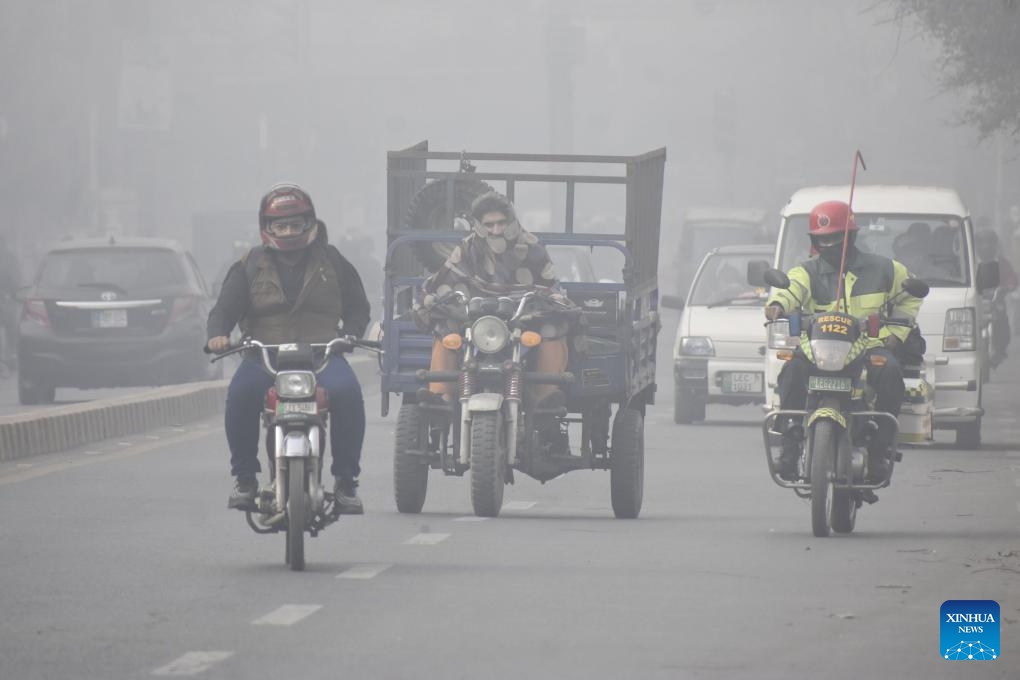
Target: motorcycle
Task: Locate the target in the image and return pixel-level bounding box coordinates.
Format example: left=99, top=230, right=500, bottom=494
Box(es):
left=397, top=288, right=583, bottom=517
left=761, top=269, right=930, bottom=537
left=209, top=336, right=380, bottom=571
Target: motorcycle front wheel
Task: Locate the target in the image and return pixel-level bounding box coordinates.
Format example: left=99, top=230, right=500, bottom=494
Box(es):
left=286, top=458, right=306, bottom=571
left=809, top=419, right=836, bottom=537
left=469, top=411, right=506, bottom=518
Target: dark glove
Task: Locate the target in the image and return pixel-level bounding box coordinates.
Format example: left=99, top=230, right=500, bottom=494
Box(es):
left=764, top=303, right=784, bottom=321
left=883, top=335, right=902, bottom=351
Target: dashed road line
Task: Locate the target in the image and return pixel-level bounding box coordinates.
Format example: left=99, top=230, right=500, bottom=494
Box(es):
left=251, top=604, right=322, bottom=626
left=336, top=563, right=392, bottom=580
left=153, top=651, right=234, bottom=676
left=404, top=533, right=450, bottom=545
left=503, top=501, right=537, bottom=510
left=453, top=516, right=490, bottom=522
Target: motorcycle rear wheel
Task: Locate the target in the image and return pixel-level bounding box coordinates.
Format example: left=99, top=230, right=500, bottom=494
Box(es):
left=809, top=420, right=836, bottom=537
left=286, top=458, right=306, bottom=571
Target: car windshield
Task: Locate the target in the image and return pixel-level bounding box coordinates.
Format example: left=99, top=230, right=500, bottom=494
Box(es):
left=689, top=252, right=770, bottom=306
left=777, top=213, right=970, bottom=286
left=37, top=248, right=186, bottom=291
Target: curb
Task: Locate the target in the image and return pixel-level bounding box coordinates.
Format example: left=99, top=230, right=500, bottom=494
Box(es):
left=0, top=356, right=380, bottom=463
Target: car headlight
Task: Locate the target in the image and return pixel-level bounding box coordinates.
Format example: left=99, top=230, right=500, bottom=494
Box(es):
left=276, top=371, right=316, bottom=398
left=471, top=315, right=510, bottom=353
left=809, top=339, right=852, bottom=371
left=679, top=336, right=714, bottom=357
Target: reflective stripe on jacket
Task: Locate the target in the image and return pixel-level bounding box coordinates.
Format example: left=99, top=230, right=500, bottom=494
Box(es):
left=767, top=251, right=922, bottom=347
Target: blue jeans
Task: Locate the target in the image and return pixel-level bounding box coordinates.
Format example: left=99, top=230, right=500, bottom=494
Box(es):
left=225, top=355, right=365, bottom=480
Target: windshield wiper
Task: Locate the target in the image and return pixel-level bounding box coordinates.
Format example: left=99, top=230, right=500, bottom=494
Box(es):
left=76, top=282, right=129, bottom=295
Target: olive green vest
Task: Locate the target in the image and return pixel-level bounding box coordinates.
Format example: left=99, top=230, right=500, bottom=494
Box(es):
left=239, top=247, right=343, bottom=344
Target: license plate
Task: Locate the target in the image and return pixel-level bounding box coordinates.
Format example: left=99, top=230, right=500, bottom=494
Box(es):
left=92, top=309, right=127, bottom=328
left=722, top=371, right=763, bottom=393
left=807, top=375, right=852, bottom=392
left=278, top=401, right=317, bottom=415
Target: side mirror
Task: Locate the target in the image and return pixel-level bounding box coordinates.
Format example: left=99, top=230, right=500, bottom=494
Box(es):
left=976, top=260, right=1000, bottom=293
left=901, top=278, right=930, bottom=299
left=763, top=268, right=790, bottom=290
left=660, top=294, right=685, bottom=310
left=746, top=260, right=770, bottom=287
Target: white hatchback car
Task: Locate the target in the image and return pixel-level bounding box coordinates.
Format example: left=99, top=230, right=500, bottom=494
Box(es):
left=661, top=244, right=775, bottom=423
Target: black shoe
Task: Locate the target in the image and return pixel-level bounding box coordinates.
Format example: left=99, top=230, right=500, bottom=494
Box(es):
left=334, top=477, right=364, bottom=515
left=777, top=426, right=803, bottom=481
left=228, top=476, right=258, bottom=511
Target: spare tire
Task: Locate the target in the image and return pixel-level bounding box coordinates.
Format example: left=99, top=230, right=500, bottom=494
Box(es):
left=404, top=176, right=493, bottom=271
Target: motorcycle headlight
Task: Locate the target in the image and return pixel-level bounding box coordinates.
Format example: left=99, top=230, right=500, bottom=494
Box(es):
left=471, top=315, right=510, bottom=353
left=809, top=339, right=852, bottom=371
left=276, top=371, right=316, bottom=398
left=678, top=336, right=714, bottom=357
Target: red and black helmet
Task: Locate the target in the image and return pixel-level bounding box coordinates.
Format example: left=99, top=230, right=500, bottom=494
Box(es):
left=258, top=183, right=319, bottom=251
left=808, top=200, right=857, bottom=236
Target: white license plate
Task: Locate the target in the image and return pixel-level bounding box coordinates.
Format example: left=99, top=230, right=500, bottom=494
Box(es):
left=807, top=375, right=852, bottom=392
left=722, top=372, right=763, bottom=393
left=92, top=309, right=127, bottom=328
left=279, top=401, right=317, bottom=415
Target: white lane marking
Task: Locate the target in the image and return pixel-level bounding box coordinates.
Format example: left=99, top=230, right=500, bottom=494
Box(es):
left=117, top=442, right=132, bottom=447
left=83, top=450, right=100, bottom=456
left=146, top=435, right=161, bottom=440
left=336, top=564, right=392, bottom=580
left=15, top=463, right=32, bottom=469
left=404, top=533, right=450, bottom=545
left=503, top=501, right=537, bottom=510
left=153, top=651, right=234, bottom=676
left=251, top=604, right=322, bottom=626
left=452, top=516, right=490, bottom=522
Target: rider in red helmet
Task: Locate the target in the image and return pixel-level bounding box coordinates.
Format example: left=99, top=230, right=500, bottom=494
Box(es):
left=207, top=183, right=372, bottom=514
left=765, top=200, right=925, bottom=491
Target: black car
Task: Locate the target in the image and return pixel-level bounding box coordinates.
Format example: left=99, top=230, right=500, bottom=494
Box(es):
left=17, top=236, right=219, bottom=404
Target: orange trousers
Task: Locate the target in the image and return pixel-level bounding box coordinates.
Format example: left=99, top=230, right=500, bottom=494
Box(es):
left=429, top=336, right=568, bottom=403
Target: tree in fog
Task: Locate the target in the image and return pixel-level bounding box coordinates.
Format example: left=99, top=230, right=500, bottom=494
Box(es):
left=884, top=0, right=1020, bottom=138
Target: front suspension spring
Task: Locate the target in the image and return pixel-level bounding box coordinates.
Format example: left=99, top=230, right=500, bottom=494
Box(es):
left=505, top=368, right=522, bottom=401
left=458, top=370, right=474, bottom=401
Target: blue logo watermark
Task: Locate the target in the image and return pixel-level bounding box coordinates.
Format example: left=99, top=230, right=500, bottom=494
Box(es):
left=941, top=600, right=999, bottom=660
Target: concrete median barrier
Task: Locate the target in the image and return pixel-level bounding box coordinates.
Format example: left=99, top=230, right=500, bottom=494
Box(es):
left=0, top=355, right=380, bottom=462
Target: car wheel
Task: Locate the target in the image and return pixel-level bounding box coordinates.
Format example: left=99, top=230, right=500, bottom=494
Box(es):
left=955, top=418, right=981, bottom=449
left=673, top=385, right=706, bottom=424
left=18, top=372, right=55, bottom=405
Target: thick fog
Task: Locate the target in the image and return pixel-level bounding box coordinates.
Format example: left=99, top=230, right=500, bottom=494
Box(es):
left=2, top=0, right=1018, bottom=283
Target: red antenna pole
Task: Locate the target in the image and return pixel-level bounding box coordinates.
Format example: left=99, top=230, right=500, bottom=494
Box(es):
left=835, top=150, right=867, bottom=312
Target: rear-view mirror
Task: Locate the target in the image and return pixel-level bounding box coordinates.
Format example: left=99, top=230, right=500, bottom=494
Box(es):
left=901, top=278, right=930, bottom=299
left=976, top=260, right=1000, bottom=293
left=763, top=268, right=790, bottom=290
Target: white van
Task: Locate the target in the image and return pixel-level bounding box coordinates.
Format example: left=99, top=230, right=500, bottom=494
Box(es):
left=765, top=186, right=1000, bottom=448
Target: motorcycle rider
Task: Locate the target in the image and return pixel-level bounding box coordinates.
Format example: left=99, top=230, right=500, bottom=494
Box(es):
left=765, top=200, right=924, bottom=484
left=207, top=183, right=371, bottom=514
left=417, top=191, right=572, bottom=408
left=974, top=228, right=1017, bottom=367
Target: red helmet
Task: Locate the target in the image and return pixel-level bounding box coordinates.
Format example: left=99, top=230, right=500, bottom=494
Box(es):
left=258, top=183, right=319, bottom=251
left=808, top=200, right=857, bottom=236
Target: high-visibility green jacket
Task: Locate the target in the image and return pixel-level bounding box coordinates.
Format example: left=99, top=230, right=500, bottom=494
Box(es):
left=767, top=250, right=922, bottom=347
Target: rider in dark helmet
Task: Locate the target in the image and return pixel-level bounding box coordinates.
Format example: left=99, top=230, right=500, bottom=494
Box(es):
left=207, top=183, right=371, bottom=514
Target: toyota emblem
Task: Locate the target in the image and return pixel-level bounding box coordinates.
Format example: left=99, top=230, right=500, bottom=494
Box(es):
left=101, top=291, right=117, bottom=301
